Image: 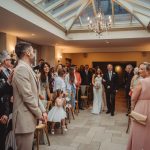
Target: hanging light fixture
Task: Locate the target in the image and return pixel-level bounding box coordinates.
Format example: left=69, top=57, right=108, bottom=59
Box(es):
left=87, top=0, right=112, bottom=36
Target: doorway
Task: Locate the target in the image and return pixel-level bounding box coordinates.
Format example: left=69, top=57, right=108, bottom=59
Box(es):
left=92, top=61, right=136, bottom=88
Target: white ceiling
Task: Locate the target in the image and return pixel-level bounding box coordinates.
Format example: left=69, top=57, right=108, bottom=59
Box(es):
left=0, top=6, right=150, bottom=48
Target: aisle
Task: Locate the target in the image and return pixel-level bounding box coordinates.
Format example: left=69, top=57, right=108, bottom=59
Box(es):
left=40, top=111, right=129, bottom=150
left=40, top=90, right=129, bottom=150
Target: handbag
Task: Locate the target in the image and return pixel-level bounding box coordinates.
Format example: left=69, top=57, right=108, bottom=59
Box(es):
left=129, top=110, right=147, bottom=125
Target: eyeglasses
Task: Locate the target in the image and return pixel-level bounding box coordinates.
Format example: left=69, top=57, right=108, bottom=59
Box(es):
left=6, top=59, right=11, bottom=61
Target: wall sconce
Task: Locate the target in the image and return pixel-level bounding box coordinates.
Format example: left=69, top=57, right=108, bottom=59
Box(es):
left=58, top=55, right=62, bottom=64
left=10, top=50, right=15, bottom=58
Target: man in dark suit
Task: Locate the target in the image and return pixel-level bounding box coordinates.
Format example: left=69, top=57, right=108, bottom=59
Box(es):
left=124, top=64, right=134, bottom=115
left=80, top=65, right=92, bottom=86
left=0, top=50, right=13, bottom=150
left=103, top=64, right=119, bottom=116
left=80, top=65, right=92, bottom=109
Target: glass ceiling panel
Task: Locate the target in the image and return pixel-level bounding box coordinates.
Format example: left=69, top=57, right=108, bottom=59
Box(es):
left=37, top=0, right=58, bottom=10
left=51, top=0, right=74, bottom=15
left=27, top=0, right=142, bottom=30
left=78, top=3, right=94, bottom=25
left=114, top=2, right=130, bottom=24
left=97, top=0, right=112, bottom=15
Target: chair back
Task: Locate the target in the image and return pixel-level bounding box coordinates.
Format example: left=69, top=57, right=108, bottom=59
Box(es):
left=80, top=85, right=89, bottom=96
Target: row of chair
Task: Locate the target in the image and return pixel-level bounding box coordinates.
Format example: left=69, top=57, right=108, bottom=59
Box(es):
left=34, top=85, right=91, bottom=150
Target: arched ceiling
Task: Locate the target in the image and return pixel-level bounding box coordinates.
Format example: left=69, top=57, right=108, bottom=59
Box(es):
left=22, top=0, right=150, bottom=33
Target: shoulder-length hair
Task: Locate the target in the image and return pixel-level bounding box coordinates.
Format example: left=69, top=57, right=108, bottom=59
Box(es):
left=95, top=67, right=102, bottom=78
left=40, top=62, right=51, bottom=83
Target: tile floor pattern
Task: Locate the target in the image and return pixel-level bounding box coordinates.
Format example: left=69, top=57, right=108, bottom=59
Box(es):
left=40, top=90, right=129, bottom=150
left=39, top=110, right=129, bottom=150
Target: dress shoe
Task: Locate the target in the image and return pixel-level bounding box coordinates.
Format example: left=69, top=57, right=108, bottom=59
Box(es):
left=106, top=111, right=110, bottom=114
left=126, top=113, right=129, bottom=116
left=111, top=113, right=114, bottom=116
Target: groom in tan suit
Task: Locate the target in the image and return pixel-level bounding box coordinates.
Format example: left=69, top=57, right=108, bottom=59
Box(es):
left=12, top=42, right=47, bottom=150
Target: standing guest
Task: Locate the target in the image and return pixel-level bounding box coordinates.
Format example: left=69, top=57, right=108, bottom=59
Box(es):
left=49, top=67, right=55, bottom=101
left=39, top=62, right=52, bottom=108
left=53, top=68, right=66, bottom=93
left=0, top=50, right=13, bottom=150
left=33, top=58, right=44, bottom=72
left=81, top=65, right=92, bottom=86
left=65, top=67, right=76, bottom=110
left=74, top=66, right=82, bottom=107
left=12, top=42, right=47, bottom=150
left=54, top=64, right=63, bottom=77
left=130, top=67, right=140, bottom=91
left=127, top=63, right=150, bottom=150
left=103, top=64, right=119, bottom=116
left=80, top=65, right=92, bottom=108
left=124, top=64, right=134, bottom=115
left=74, top=66, right=81, bottom=90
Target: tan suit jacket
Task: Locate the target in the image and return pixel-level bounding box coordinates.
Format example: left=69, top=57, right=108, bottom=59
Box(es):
left=12, top=60, right=45, bottom=134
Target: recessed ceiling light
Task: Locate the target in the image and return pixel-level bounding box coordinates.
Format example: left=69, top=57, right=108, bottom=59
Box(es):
left=105, top=41, right=110, bottom=44
left=31, top=33, right=35, bottom=36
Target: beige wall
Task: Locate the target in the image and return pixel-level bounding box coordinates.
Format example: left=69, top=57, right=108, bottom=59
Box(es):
left=62, top=52, right=150, bottom=67
left=6, top=34, right=17, bottom=54
left=0, top=33, right=16, bottom=54
left=0, top=32, right=7, bottom=51
left=40, top=46, right=55, bottom=67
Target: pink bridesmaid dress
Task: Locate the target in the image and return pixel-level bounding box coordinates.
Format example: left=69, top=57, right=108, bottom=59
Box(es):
left=127, top=78, right=150, bottom=150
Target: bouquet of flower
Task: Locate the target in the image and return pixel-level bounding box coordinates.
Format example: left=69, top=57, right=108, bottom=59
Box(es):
left=95, top=82, right=101, bottom=89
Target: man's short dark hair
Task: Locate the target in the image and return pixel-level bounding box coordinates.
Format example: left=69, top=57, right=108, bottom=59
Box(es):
left=15, top=42, right=32, bottom=58
left=39, top=59, right=44, bottom=62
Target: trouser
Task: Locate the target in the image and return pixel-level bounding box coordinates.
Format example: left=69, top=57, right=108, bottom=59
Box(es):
left=0, top=123, right=7, bottom=150
left=125, top=88, right=131, bottom=113
left=15, top=132, right=34, bottom=150
left=106, top=91, right=116, bottom=114
left=78, top=88, right=83, bottom=108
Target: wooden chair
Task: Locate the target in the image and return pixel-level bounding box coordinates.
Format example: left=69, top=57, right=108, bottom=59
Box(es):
left=46, top=100, right=52, bottom=112
left=35, top=123, right=50, bottom=150
left=80, top=85, right=90, bottom=109
left=66, top=104, right=75, bottom=123
left=75, top=88, right=79, bottom=115
left=126, top=116, right=131, bottom=133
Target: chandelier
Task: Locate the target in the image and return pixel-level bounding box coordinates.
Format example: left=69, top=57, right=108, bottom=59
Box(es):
left=87, top=0, right=112, bottom=36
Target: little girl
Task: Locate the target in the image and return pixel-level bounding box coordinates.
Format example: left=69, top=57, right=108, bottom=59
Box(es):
left=48, top=89, right=67, bottom=134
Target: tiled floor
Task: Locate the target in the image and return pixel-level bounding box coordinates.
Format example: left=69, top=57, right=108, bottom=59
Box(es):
left=39, top=90, right=129, bottom=150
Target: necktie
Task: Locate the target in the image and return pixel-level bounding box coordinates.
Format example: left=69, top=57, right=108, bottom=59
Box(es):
left=109, top=72, right=112, bottom=80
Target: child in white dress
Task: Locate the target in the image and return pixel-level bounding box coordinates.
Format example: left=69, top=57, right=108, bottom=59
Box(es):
left=48, top=89, right=67, bottom=134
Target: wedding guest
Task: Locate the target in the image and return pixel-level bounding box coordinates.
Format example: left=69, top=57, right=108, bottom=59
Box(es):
left=127, top=63, right=150, bottom=150
left=12, top=42, right=47, bottom=150
left=54, top=64, right=63, bottom=77
left=0, top=50, right=13, bottom=150
left=48, top=89, right=67, bottom=134
left=53, top=68, right=66, bottom=93
left=124, top=64, right=134, bottom=115
left=39, top=62, right=52, bottom=108
left=65, top=67, right=76, bottom=110
left=33, top=58, right=44, bottom=72
left=130, top=67, right=140, bottom=91
left=74, top=66, right=82, bottom=108
left=81, top=65, right=92, bottom=86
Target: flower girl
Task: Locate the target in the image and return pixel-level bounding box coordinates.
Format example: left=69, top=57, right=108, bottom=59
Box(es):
left=48, top=89, right=67, bottom=134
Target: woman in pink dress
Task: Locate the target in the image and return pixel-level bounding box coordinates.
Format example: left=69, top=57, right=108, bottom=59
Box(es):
left=127, top=62, right=150, bottom=150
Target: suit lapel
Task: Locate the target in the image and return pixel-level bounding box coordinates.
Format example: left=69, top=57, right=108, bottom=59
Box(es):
left=19, top=60, right=39, bottom=89
left=107, top=72, right=110, bottom=81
